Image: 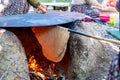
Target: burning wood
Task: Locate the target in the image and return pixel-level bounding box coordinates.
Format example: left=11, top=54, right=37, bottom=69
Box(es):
left=29, top=72, right=44, bottom=80
left=28, top=55, right=65, bottom=80
left=29, top=71, right=65, bottom=80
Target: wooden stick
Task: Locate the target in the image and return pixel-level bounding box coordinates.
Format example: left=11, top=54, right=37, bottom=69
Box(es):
left=59, top=27, right=120, bottom=44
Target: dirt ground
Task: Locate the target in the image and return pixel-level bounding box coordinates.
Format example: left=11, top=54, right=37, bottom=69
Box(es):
left=83, top=22, right=120, bottom=80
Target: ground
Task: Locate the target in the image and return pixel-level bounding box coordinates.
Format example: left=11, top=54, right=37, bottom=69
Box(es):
left=83, top=22, right=119, bottom=80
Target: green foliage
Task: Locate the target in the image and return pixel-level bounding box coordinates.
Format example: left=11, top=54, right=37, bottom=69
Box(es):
left=56, top=0, right=70, bottom=2
left=40, top=0, right=52, bottom=2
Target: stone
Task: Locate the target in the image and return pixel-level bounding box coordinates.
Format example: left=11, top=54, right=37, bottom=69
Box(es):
left=68, top=21, right=105, bottom=80
left=0, top=28, right=30, bottom=80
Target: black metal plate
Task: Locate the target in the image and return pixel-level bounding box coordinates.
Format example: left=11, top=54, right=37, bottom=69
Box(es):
left=0, top=12, right=86, bottom=27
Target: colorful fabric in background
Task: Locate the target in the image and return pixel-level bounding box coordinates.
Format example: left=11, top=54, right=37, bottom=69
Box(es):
left=107, top=51, right=120, bottom=80
left=99, top=13, right=119, bottom=27
left=116, top=0, right=120, bottom=27
left=71, top=4, right=100, bottom=18
left=102, top=0, right=116, bottom=7
left=107, top=0, right=116, bottom=7
left=116, top=0, right=120, bottom=12
left=0, top=0, right=29, bottom=16
left=107, top=1, right=120, bottom=79
left=0, top=0, right=42, bottom=16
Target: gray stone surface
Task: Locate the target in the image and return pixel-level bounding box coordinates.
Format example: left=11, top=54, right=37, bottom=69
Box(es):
left=67, top=21, right=105, bottom=80
left=0, top=29, right=30, bottom=80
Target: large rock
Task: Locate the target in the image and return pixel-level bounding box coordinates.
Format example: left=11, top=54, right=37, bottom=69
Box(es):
left=0, top=29, right=30, bottom=80
left=68, top=21, right=105, bottom=80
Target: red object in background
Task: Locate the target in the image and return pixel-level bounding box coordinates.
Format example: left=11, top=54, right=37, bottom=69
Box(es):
left=100, top=15, right=110, bottom=22
left=106, top=0, right=116, bottom=7
left=82, top=17, right=92, bottom=22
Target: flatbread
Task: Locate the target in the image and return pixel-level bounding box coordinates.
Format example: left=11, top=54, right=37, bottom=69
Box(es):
left=32, top=26, right=70, bottom=62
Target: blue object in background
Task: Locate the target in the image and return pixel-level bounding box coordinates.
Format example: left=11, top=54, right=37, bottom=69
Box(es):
left=116, top=0, right=120, bottom=30
left=106, top=29, right=120, bottom=40
left=116, top=0, right=120, bottom=12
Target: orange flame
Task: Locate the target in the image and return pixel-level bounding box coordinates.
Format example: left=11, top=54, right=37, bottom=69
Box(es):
left=36, top=72, right=45, bottom=78
left=28, top=55, right=58, bottom=79
left=28, top=56, right=45, bottom=78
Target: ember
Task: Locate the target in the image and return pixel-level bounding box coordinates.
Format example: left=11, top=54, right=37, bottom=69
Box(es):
left=28, top=55, right=66, bottom=80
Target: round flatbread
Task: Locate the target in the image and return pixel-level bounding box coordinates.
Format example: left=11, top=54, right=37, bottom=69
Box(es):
left=32, top=26, right=70, bottom=62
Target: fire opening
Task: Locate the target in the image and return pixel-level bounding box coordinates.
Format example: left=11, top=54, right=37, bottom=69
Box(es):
left=28, top=49, right=70, bottom=80
left=5, top=28, right=70, bottom=80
